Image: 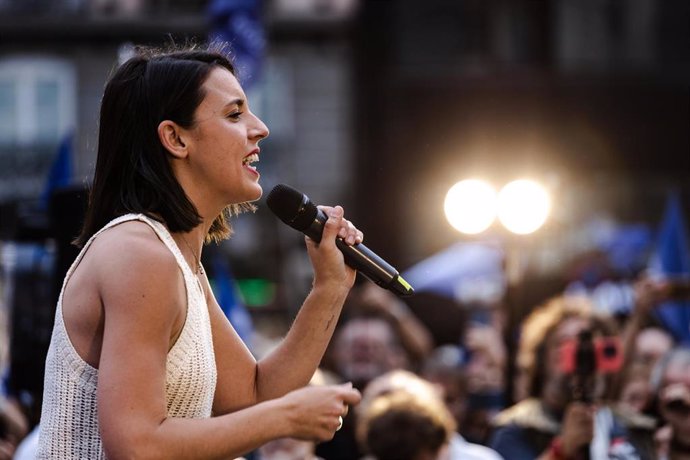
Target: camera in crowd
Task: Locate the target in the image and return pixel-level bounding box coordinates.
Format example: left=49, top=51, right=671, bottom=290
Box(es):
left=559, top=333, right=623, bottom=375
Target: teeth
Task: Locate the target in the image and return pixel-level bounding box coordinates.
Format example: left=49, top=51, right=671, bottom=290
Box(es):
left=243, top=153, right=259, bottom=165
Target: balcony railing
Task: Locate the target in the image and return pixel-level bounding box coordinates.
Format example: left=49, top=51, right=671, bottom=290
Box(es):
left=0, top=0, right=210, bottom=42
left=0, top=0, right=209, bottom=17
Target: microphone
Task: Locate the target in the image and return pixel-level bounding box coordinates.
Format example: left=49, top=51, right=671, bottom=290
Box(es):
left=266, top=184, right=414, bottom=297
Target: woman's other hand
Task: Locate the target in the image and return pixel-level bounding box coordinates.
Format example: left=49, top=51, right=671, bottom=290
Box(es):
left=279, top=382, right=361, bottom=442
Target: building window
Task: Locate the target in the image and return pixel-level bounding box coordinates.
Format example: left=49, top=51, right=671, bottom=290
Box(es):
left=0, top=56, right=75, bottom=147
left=0, top=56, right=76, bottom=201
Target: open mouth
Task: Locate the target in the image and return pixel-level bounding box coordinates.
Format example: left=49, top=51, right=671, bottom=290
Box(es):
left=242, top=153, right=259, bottom=172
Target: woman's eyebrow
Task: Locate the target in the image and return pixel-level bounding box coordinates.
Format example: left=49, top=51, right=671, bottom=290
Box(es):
left=223, top=98, right=245, bottom=109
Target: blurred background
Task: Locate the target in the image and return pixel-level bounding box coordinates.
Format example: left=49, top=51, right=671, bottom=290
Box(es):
left=0, top=0, right=688, bottom=451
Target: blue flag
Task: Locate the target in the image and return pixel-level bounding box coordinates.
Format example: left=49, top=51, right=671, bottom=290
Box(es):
left=649, top=192, right=690, bottom=344
left=209, top=249, right=254, bottom=344
left=207, top=0, right=266, bottom=89
left=41, top=131, right=73, bottom=209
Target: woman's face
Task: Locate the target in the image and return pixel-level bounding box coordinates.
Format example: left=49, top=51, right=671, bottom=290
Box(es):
left=545, top=317, right=590, bottom=375
left=184, top=67, right=269, bottom=210
left=659, top=360, right=690, bottom=443
left=541, top=316, right=591, bottom=408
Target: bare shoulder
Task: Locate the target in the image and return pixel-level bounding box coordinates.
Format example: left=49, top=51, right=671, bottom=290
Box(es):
left=88, top=220, right=183, bottom=310
left=90, top=220, right=174, bottom=269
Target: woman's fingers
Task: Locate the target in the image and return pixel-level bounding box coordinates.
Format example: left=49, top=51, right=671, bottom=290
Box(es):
left=338, top=220, right=363, bottom=245
left=318, top=205, right=363, bottom=246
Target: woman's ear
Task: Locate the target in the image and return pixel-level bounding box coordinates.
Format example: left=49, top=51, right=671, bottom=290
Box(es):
left=158, top=120, right=189, bottom=159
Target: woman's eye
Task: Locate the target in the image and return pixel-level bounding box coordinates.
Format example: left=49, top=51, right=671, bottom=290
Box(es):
left=227, top=111, right=243, bottom=120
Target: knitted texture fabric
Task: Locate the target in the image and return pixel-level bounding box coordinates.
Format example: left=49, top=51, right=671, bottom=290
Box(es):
left=37, top=214, right=217, bottom=459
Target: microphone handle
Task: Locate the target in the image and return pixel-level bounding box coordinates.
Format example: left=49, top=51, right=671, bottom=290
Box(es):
left=334, top=239, right=398, bottom=286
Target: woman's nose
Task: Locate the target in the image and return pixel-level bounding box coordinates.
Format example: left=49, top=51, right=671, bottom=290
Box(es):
left=251, top=114, right=269, bottom=140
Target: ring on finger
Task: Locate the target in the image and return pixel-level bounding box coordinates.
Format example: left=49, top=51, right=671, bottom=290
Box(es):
left=336, top=415, right=344, bottom=431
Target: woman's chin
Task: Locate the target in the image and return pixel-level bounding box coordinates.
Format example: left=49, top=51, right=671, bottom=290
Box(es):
left=240, top=183, right=263, bottom=203
left=249, top=184, right=263, bottom=201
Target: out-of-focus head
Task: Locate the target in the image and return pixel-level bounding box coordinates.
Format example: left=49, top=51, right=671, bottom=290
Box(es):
left=421, top=345, right=467, bottom=429
left=658, top=348, right=690, bottom=388
left=616, top=327, right=674, bottom=414
left=619, top=363, right=653, bottom=413
left=357, top=371, right=455, bottom=460
left=463, top=323, right=506, bottom=395
left=257, top=437, right=316, bottom=460
left=651, top=347, right=690, bottom=443
left=359, top=370, right=441, bottom=416
left=517, top=295, right=618, bottom=406
left=331, top=313, right=409, bottom=389
left=634, top=327, right=674, bottom=369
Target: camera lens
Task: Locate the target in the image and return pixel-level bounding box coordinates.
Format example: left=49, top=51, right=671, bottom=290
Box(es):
left=602, top=344, right=617, bottom=358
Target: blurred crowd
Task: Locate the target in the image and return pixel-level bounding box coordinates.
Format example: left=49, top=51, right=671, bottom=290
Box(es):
left=257, top=272, right=689, bottom=460
left=0, top=261, right=689, bottom=460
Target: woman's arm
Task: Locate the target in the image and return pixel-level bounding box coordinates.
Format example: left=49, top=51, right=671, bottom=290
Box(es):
left=95, top=225, right=360, bottom=460
left=211, top=206, right=359, bottom=413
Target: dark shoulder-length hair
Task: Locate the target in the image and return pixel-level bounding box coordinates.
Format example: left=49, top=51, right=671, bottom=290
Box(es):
left=75, top=43, right=255, bottom=248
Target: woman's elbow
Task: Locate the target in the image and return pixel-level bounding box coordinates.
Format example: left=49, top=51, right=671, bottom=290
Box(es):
left=103, top=432, right=167, bottom=460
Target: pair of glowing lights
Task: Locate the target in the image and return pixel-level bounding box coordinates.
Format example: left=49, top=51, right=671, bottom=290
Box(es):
left=444, top=179, right=551, bottom=235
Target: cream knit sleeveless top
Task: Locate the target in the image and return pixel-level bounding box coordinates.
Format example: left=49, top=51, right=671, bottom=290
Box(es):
left=37, top=214, right=217, bottom=459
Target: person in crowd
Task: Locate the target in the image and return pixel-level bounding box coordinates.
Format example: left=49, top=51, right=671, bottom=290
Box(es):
left=325, top=284, right=434, bottom=391
left=0, top=394, right=28, bottom=459
left=421, top=342, right=505, bottom=446
left=256, top=437, right=322, bottom=460
left=490, top=295, right=656, bottom=459
left=0, top=299, right=30, bottom=458
left=650, top=347, right=690, bottom=460
left=350, top=283, right=434, bottom=367
left=615, top=326, right=674, bottom=420
left=357, top=369, right=503, bottom=460
left=618, top=276, right=676, bottom=372
left=462, top=323, right=508, bottom=444
left=36, top=43, right=362, bottom=459
left=463, top=323, right=507, bottom=400
left=633, top=327, right=675, bottom=370
left=619, top=363, right=656, bottom=415
left=359, top=389, right=452, bottom=460
left=317, top=285, right=433, bottom=459
left=420, top=345, right=468, bottom=435
left=612, top=276, right=676, bottom=419
left=328, top=310, right=410, bottom=391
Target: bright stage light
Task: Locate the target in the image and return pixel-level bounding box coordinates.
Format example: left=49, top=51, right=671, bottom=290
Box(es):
left=444, top=179, right=497, bottom=234
left=497, top=179, right=550, bottom=234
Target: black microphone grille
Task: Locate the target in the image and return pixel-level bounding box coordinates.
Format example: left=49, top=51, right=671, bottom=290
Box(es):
left=266, top=184, right=318, bottom=231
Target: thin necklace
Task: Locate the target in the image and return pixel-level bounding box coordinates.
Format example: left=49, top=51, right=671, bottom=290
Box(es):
left=181, top=234, right=204, bottom=275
